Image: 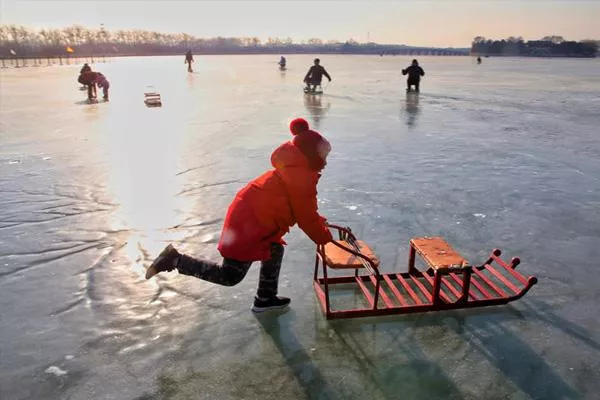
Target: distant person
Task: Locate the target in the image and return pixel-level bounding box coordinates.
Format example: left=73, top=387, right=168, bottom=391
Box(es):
left=303, top=58, right=332, bottom=93
left=95, top=72, right=110, bottom=101
left=78, top=71, right=98, bottom=100
left=145, top=118, right=334, bottom=313
left=279, top=56, right=286, bottom=69
left=185, top=50, right=194, bottom=72
left=477, top=56, right=482, bottom=64
left=402, top=59, right=425, bottom=93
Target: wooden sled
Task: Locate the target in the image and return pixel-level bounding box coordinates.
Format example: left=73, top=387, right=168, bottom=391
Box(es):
left=313, top=225, right=538, bottom=320
left=144, top=92, right=162, bottom=107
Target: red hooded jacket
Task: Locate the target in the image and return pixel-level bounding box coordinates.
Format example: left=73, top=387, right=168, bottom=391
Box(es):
left=217, top=140, right=333, bottom=261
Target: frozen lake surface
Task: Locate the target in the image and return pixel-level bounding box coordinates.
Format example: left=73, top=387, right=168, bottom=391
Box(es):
left=1, top=55, right=600, bottom=400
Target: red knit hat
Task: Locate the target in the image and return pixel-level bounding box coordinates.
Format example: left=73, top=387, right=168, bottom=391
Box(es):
left=289, top=118, right=331, bottom=171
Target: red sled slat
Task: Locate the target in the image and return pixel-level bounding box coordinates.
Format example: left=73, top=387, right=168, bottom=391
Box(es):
left=409, top=275, right=433, bottom=303
left=421, top=272, right=453, bottom=303
left=383, top=275, right=408, bottom=306
left=369, top=275, right=394, bottom=308
left=472, top=268, right=508, bottom=297
left=395, top=274, right=424, bottom=305
left=483, top=264, right=521, bottom=295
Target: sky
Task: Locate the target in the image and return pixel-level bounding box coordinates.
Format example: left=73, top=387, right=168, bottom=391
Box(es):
left=1, top=0, right=599, bottom=47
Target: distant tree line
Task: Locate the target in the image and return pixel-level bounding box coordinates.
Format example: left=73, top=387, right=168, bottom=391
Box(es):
left=0, top=24, right=468, bottom=57
left=471, top=36, right=598, bottom=57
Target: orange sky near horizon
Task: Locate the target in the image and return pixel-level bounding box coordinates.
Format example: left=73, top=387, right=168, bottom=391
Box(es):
left=1, top=0, right=599, bottom=47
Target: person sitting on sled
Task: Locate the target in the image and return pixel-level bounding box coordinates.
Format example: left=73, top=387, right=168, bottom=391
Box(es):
left=402, top=59, right=425, bottom=93
left=145, top=118, right=334, bottom=313
left=303, top=58, right=331, bottom=93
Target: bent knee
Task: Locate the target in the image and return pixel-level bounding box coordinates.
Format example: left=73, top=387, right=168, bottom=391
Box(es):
left=222, top=269, right=248, bottom=286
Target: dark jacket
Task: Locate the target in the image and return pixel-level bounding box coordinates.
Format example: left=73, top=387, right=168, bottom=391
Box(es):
left=402, top=65, right=425, bottom=81
left=78, top=71, right=100, bottom=85
left=217, top=141, right=332, bottom=261
left=304, top=65, right=331, bottom=84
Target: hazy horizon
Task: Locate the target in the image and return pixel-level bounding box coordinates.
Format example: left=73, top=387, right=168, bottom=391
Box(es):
left=1, top=0, right=599, bottom=48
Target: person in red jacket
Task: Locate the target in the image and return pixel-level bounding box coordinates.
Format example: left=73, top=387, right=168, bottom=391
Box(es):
left=145, top=118, right=333, bottom=312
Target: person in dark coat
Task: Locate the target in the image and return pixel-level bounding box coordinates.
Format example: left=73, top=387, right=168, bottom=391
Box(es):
left=402, top=59, right=425, bottom=92
left=145, top=118, right=334, bottom=313
left=185, top=50, right=194, bottom=72
left=78, top=71, right=99, bottom=100
left=303, top=58, right=332, bottom=93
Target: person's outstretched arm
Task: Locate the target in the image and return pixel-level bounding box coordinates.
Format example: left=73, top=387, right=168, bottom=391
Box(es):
left=304, top=67, right=313, bottom=83
left=420, top=67, right=425, bottom=76
left=323, top=68, right=332, bottom=81
left=282, top=170, right=332, bottom=244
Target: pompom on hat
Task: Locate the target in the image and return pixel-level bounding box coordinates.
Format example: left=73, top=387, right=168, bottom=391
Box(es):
left=289, top=118, right=310, bottom=135
left=289, top=118, right=331, bottom=171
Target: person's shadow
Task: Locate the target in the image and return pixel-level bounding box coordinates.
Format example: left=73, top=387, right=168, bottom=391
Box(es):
left=402, top=92, right=420, bottom=128
left=303, top=93, right=331, bottom=129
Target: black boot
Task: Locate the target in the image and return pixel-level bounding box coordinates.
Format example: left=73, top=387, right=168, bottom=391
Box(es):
left=145, top=244, right=180, bottom=279
left=251, top=296, right=291, bottom=313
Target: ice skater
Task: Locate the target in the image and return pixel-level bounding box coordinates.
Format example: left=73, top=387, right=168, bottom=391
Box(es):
left=185, top=50, right=194, bottom=72
left=279, top=56, right=286, bottom=69
left=145, top=118, right=334, bottom=313
left=303, top=58, right=332, bottom=93
left=402, top=59, right=425, bottom=93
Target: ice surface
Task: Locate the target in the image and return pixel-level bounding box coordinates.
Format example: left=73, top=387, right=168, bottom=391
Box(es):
left=1, top=55, right=600, bottom=399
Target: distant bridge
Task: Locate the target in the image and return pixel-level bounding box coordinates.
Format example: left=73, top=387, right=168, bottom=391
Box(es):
left=379, top=49, right=469, bottom=56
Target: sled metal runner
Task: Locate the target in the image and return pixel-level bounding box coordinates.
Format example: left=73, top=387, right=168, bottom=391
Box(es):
left=313, top=225, right=538, bottom=320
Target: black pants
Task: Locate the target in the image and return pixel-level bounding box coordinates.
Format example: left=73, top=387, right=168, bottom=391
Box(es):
left=177, top=243, right=284, bottom=299
left=87, top=83, right=96, bottom=99
left=407, top=78, right=420, bottom=92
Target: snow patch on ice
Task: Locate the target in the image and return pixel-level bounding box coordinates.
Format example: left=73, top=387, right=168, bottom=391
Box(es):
left=45, top=366, right=67, bottom=376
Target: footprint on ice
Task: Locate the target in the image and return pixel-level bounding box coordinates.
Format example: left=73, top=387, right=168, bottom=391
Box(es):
left=45, top=366, right=68, bottom=376
left=473, top=213, right=487, bottom=218
left=345, top=205, right=358, bottom=211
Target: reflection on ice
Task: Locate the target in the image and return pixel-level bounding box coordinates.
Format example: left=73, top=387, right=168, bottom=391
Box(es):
left=403, top=92, right=420, bottom=128
left=303, top=92, right=331, bottom=128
